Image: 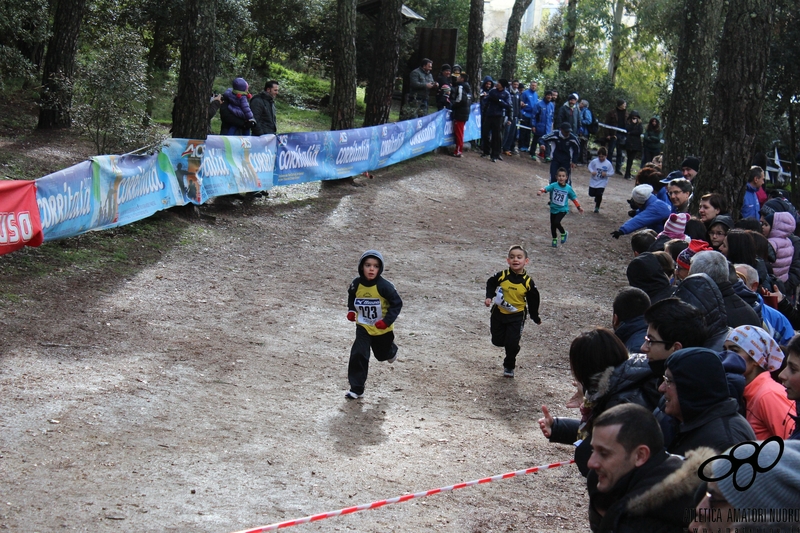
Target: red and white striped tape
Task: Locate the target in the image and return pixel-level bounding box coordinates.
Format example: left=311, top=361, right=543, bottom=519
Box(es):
left=230, top=459, right=575, bottom=533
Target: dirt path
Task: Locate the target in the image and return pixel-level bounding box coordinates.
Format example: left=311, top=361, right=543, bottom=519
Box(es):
left=1, top=149, right=636, bottom=532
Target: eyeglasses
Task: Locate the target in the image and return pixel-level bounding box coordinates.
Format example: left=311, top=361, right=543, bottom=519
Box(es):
left=662, top=374, right=675, bottom=388
left=644, top=334, right=667, bottom=347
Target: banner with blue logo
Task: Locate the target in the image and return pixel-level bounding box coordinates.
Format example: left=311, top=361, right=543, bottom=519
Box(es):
left=22, top=105, right=484, bottom=249
left=89, top=153, right=182, bottom=231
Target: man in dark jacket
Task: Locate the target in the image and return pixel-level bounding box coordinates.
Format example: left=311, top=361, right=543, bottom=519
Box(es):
left=250, top=80, right=279, bottom=135
left=623, top=110, right=643, bottom=180
left=612, top=287, right=651, bottom=353
left=539, top=122, right=581, bottom=183
left=556, top=93, right=581, bottom=137
left=481, top=78, right=512, bottom=163
left=661, top=347, right=756, bottom=455
left=602, top=99, right=628, bottom=174
left=586, top=404, right=707, bottom=533
left=502, top=80, right=521, bottom=155
left=688, top=250, right=760, bottom=328
left=672, top=273, right=729, bottom=352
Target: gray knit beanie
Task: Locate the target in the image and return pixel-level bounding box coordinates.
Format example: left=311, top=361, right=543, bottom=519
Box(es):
left=715, top=439, right=800, bottom=509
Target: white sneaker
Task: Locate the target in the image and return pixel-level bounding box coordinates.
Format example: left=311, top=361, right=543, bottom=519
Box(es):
left=344, top=391, right=363, bottom=399
left=387, top=354, right=398, bottom=364
left=503, top=368, right=515, bottom=378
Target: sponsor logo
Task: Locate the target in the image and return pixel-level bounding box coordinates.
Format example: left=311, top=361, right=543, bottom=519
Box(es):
left=0, top=211, right=36, bottom=244
left=409, top=122, right=437, bottom=146
left=37, top=177, right=93, bottom=229
left=278, top=144, right=321, bottom=170
left=380, top=133, right=405, bottom=157
left=335, top=140, right=369, bottom=165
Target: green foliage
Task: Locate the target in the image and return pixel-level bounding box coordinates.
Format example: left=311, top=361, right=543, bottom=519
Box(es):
left=258, top=62, right=331, bottom=108
left=613, top=43, right=672, bottom=120
left=541, top=69, right=634, bottom=119
left=0, top=0, right=49, bottom=87
left=72, top=30, right=165, bottom=154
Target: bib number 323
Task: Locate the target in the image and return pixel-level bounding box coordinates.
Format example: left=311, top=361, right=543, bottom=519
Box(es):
left=354, top=298, right=382, bottom=326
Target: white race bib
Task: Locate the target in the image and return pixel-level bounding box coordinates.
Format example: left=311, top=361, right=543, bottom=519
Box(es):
left=354, top=298, right=382, bottom=325
left=551, top=189, right=568, bottom=206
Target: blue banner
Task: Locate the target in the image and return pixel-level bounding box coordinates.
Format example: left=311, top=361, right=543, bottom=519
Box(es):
left=35, top=105, right=483, bottom=242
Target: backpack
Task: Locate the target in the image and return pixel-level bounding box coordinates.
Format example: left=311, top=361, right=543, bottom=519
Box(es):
left=453, top=86, right=472, bottom=108
left=587, top=113, right=599, bottom=135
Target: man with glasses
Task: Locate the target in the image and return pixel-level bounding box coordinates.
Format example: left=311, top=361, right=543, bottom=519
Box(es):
left=666, top=178, right=692, bottom=214
left=661, top=347, right=755, bottom=455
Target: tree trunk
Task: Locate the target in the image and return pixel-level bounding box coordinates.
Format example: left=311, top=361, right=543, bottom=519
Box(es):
left=607, top=0, right=625, bottom=84
left=661, top=0, right=725, bottom=173
left=694, top=0, right=775, bottom=215
left=466, top=0, right=484, bottom=99
left=171, top=0, right=217, bottom=139
left=501, top=0, right=534, bottom=80
left=363, top=0, right=403, bottom=126
left=37, top=0, right=87, bottom=129
left=558, top=0, right=578, bottom=72
left=331, top=0, right=357, bottom=130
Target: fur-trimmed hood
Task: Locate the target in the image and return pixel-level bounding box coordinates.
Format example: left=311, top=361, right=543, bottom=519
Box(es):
left=626, top=447, right=716, bottom=516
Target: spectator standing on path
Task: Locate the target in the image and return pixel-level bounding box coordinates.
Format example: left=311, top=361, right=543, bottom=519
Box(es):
left=623, top=111, right=643, bottom=180
left=481, top=78, right=512, bottom=163
left=502, top=80, right=521, bottom=155
left=435, top=64, right=452, bottom=111
left=641, top=117, right=662, bottom=165
left=603, top=99, right=628, bottom=175
left=250, top=80, right=279, bottom=135
left=404, top=58, right=437, bottom=119
left=484, top=245, right=541, bottom=378
left=518, top=81, right=538, bottom=153
left=530, top=91, right=554, bottom=162
left=539, top=122, right=581, bottom=184
left=741, top=166, right=765, bottom=220
left=578, top=99, right=593, bottom=164
left=449, top=73, right=472, bottom=158
left=556, top=93, right=581, bottom=139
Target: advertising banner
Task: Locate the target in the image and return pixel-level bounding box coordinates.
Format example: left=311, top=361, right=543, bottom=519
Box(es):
left=35, top=160, right=96, bottom=241
left=0, top=180, right=44, bottom=255
left=201, top=134, right=276, bottom=196
left=89, top=153, right=183, bottom=232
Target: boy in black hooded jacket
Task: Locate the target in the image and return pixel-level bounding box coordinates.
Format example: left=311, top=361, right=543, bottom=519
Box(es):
left=345, top=250, right=403, bottom=399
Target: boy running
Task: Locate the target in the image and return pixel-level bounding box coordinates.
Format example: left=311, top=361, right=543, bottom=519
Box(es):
left=587, top=146, right=613, bottom=213
left=345, top=250, right=403, bottom=399
left=485, top=246, right=542, bottom=377
left=537, top=167, right=585, bottom=247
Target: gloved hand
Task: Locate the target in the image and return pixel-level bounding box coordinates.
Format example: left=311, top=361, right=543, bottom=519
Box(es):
left=627, top=209, right=637, bottom=218
left=611, top=230, right=623, bottom=239
left=533, top=316, right=542, bottom=325
left=347, top=311, right=356, bottom=322
left=374, top=320, right=387, bottom=330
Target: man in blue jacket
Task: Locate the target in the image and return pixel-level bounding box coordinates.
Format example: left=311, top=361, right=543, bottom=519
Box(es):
left=481, top=78, right=512, bottom=163
left=741, top=166, right=765, bottom=220
left=518, top=80, right=538, bottom=152
left=531, top=91, right=554, bottom=161
left=611, top=184, right=671, bottom=238
left=539, top=122, right=581, bottom=184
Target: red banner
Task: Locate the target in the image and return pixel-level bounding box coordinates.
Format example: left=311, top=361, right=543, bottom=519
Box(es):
left=0, top=180, right=44, bottom=256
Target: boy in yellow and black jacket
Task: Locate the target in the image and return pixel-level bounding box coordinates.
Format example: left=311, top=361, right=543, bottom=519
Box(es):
left=345, top=250, right=403, bottom=399
left=485, top=245, right=541, bottom=378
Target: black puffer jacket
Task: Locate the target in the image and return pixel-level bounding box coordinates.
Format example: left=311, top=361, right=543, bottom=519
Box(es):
left=717, top=280, right=761, bottom=328
left=550, top=355, right=660, bottom=476
left=615, top=316, right=648, bottom=354
left=626, top=253, right=673, bottom=303
left=451, top=82, right=472, bottom=122
left=665, top=347, right=756, bottom=455
left=672, top=273, right=728, bottom=352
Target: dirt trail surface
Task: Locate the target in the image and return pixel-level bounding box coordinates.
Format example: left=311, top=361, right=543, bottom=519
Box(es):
left=1, top=149, right=637, bottom=532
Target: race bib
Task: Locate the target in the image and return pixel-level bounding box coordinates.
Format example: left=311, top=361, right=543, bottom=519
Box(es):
left=551, top=189, right=568, bottom=206
left=354, top=298, right=382, bottom=325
